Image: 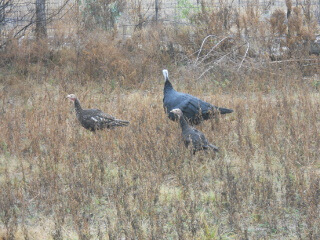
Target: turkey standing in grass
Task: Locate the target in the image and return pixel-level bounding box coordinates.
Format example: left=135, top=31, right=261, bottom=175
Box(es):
left=163, top=69, right=233, bottom=125
left=170, top=108, right=219, bottom=154
left=66, top=94, right=129, bottom=132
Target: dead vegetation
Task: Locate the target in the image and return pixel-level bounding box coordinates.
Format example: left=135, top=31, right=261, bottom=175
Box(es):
left=0, top=1, right=319, bottom=239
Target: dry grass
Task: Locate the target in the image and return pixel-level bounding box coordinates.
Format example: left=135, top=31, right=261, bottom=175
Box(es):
left=0, top=1, right=320, bottom=239
left=0, top=71, right=319, bottom=239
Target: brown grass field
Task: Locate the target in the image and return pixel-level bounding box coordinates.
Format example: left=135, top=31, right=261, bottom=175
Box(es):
left=0, top=1, right=320, bottom=239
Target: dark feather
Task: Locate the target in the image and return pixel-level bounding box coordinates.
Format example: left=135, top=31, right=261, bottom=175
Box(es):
left=172, top=109, right=219, bottom=154
left=162, top=70, right=233, bottom=125
left=70, top=97, right=129, bottom=132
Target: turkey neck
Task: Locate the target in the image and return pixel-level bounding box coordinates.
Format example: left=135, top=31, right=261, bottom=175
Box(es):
left=164, top=79, right=174, bottom=95
left=74, top=99, right=82, bottom=116
left=179, top=115, right=189, bottom=131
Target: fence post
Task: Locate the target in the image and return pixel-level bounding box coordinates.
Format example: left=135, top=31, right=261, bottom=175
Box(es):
left=0, top=2, right=4, bottom=35
left=155, top=0, right=158, bottom=23
left=318, top=0, right=320, bottom=23
left=35, top=0, right=47, bottom=39
left=0, top=0, right=9, bottom=35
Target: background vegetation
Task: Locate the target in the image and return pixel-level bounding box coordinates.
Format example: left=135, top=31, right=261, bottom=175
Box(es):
left=0, top=0, right=319, bottom=239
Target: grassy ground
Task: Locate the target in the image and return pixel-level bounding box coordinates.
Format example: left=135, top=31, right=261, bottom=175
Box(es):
left=0, top=1, right=320, bottom=239
left=0, top=66, right=319, bottom=239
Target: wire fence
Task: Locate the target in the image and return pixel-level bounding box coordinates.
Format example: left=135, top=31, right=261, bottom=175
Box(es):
left=0, top=0, right=73, bottom=37
left=118, top=0, right=320, bottom=38
left=1, top=0, right=320, bottom=39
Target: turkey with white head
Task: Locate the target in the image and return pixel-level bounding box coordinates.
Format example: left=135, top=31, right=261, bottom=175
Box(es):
left=67, top=94, right=129, bottom=132
left=163, top=69, right=233, bottom=125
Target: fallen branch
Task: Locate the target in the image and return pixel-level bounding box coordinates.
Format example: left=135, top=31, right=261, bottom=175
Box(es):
left=195, top=36, right=233, bottom=66
left=194, top=35, right=216, bottom=65
left=269, top=58, right=320, bottom=64
left=198, top=44, right=244, bottom=79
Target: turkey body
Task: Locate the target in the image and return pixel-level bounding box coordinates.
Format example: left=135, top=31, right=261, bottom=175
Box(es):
left=163, top=69, right=233, bottom=125
left=171, top=108, right=219, bottom=154
left=76, top=108, right=128, bottom=131
left=67, top=94, right=129, bottom=132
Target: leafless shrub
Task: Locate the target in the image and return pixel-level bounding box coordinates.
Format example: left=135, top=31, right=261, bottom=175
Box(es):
left=81, top=0, right=126, bottom=31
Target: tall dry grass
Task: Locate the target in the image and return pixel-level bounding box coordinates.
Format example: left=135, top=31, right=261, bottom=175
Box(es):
left=0, top=76, right=319, bottom=239
left=0, top=1, right=320, bottom=239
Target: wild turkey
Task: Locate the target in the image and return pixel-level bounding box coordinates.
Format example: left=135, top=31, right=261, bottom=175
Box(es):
left=170, top=108, right=219, bottom=154
left=66, top=94, right=129, bottom=132
left=163, top=69, right=233, bottom=125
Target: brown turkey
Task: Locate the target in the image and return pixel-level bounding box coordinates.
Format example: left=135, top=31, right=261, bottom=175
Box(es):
left=67, top=94, right=129, bottom=132
left=170, top=108, right=219, bottom=154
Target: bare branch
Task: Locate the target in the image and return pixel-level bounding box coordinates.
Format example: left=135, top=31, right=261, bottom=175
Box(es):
left=194, top=34, right=216, bottom=65
left=238, top=41, right=249, bottom=71
left=0, top=0, right=72, bottom=48
left=269, top=58, right=320, bottom=64
left=195, top=36, right=233, bottom=66
left=197, top=42, right=247, bottom=79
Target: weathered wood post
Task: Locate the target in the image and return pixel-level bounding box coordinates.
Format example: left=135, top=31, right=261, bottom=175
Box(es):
left=35, top=0, right=47, bottom=39
left=155, top=0, right=159, bottom=23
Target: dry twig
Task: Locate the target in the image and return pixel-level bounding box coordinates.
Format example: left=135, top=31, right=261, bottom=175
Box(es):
left=238, top=42, right=250, bottom=71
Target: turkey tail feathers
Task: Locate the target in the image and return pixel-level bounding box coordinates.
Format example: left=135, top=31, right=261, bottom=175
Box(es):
left=208, top=144, right=219, bottom=152
left=114, top=119, right=130, bottom=127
